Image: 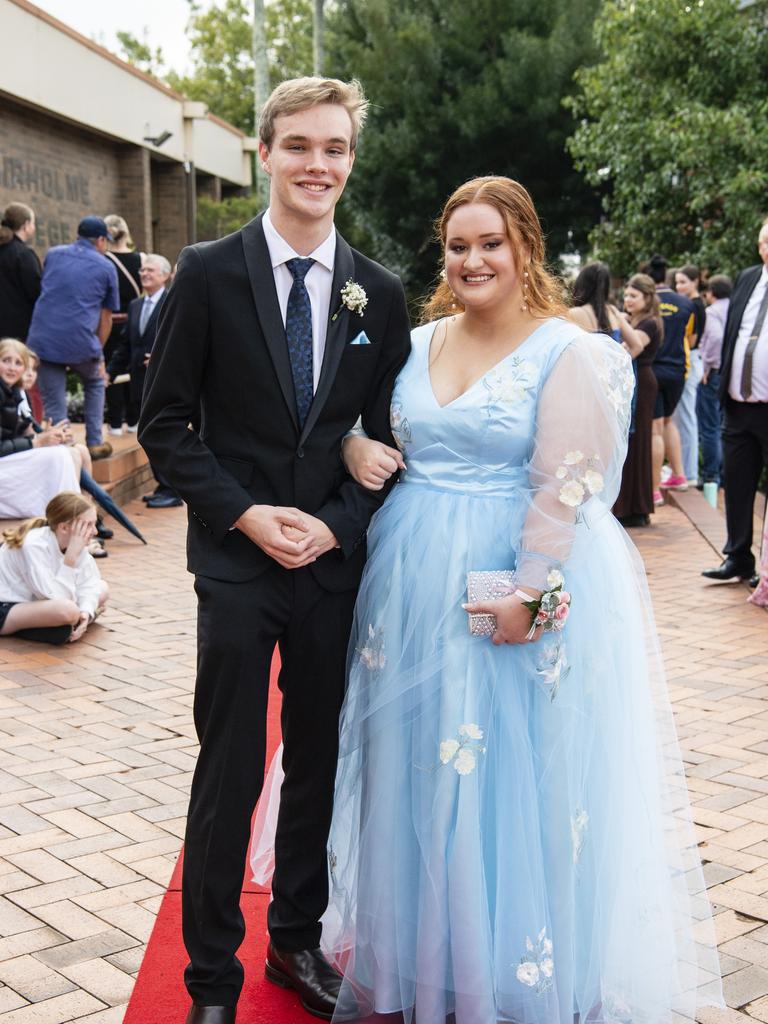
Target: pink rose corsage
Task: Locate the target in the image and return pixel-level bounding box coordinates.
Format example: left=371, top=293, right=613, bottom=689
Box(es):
left=516, top=572, right=572, bottom=640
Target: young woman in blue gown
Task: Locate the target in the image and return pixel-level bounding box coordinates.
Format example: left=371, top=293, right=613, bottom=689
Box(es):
left=252, top=177, right=722, bottom=1024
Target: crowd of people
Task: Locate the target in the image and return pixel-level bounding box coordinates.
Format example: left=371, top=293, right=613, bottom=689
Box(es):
left=0, top=202, right=179, bottom=547
left=565, top=228, right=768, bottom=606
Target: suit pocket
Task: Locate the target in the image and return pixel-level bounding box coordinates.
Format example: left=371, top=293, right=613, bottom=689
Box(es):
left=217, top=456, right=255, bottom=487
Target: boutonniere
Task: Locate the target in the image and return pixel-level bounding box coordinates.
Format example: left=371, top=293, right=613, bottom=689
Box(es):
left=331, top=279, right=368, bottom=321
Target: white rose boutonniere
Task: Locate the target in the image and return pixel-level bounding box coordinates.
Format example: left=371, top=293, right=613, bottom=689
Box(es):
left=331, top=279, right=368, bottom=321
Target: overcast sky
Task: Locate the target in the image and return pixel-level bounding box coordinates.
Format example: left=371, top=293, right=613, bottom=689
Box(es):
left=31, top=0, right=210, bottom=75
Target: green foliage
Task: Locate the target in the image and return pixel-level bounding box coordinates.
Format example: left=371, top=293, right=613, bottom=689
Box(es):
left=116, top=29, right=166, bottom=77
left=196, top=193, right=263, bottom=241
left=568, top=0, right=768, bottom=277
left=164, top=0, right=313, bottom=135
left=327, top=0, right=602, bottom=299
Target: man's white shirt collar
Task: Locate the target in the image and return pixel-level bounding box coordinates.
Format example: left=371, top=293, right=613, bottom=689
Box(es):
left=262, top=208, right=335, bottom=274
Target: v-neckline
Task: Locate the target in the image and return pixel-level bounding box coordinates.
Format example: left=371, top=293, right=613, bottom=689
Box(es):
left=425, top=317, right=551, bottom=410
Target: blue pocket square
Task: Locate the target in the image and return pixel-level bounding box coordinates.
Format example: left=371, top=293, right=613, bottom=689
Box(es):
left=349, top=331, right=372, bottom=346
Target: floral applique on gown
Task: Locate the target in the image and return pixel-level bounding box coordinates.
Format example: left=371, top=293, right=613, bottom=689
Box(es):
left=253, top=318, right=722, bottom=1024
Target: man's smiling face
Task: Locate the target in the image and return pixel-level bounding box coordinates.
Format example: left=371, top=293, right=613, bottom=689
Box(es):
left=260, top=103, right=355, bottom=230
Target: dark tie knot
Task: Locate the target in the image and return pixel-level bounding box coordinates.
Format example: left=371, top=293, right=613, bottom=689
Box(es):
left=286, top=257, right=315, bottom=283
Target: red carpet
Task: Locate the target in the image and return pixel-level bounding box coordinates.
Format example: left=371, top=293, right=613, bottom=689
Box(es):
left=124, top=651, right=404, bottom=1024
left=123, top=650, right=316, bottom=1024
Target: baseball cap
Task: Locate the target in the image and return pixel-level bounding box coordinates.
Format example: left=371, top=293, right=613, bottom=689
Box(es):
left=78, top=216, right=114, bottom=241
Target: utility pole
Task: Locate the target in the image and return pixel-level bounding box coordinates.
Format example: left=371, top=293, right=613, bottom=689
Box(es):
left=313, top=0, right=325, bottom=75
left=253, top=0, right=270, bottom=205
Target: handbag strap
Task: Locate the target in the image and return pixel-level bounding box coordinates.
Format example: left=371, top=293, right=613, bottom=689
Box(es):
left=106, top=251, right=142, bottom=299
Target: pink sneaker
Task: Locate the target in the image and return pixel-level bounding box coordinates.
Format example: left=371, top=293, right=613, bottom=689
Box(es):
left=653, top=490, right=664, bottom=506
left=660, top=474, right=688, bottom=491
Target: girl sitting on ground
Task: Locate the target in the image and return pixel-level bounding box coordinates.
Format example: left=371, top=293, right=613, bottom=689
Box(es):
left=0, top=492, right=108, bottom=644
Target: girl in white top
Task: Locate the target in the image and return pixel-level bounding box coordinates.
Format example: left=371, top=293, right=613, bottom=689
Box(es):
left=0, top=491, right=108, bottom=644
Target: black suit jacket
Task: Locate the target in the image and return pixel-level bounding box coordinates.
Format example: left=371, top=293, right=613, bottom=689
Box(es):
left=108, top=291, right=166, bottom=404
left=718, top=264, right=763, bottom=404
left=138, top=214, right=411, bottom=590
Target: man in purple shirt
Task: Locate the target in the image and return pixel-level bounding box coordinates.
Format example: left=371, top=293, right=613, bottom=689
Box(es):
left=697, top=275, right=731, bottom=486
left=27, top=216, right=120, bottom=458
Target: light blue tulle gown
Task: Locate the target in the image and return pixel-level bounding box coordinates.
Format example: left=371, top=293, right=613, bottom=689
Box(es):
left=318, top=318, right=722, bottom=1024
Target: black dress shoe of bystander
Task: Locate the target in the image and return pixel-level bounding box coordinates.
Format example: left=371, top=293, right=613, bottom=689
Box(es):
left=265, top=943, right=358, bottom=1021
left=185, top=1005, right=236, bottom=1024
left=146, top=494, right=183, bottom=508
left=702, top=557, right=755, bottom=582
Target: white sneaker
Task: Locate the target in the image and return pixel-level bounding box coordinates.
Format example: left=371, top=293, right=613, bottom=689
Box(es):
left=125, top=424, right=139, bottom=434
left=108, top=427, right=123, bottom=437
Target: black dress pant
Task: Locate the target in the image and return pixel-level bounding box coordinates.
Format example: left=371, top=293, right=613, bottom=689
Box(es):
left=182, top=564, right=357, bottom=1007
left=722, top=398, right=768, bottom=568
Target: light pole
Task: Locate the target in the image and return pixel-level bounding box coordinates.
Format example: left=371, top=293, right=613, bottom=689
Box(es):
left=313, top=0, right=325, bottom=75
left=253, top=0, right=270, bottom=206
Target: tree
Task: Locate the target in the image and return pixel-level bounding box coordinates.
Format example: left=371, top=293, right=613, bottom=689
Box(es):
left=327, top=0, right=602, bottom=300
left=568, top=0, right=768, bottom=277
left=116, top=29, right=166, bottom=77
left=165, top=0, right=313, bottom=135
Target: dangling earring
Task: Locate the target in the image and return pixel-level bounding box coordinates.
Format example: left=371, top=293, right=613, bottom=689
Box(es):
left=521, top=266, right=530, bottom=312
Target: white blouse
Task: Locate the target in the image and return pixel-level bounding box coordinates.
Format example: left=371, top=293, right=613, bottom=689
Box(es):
left=0, top=526, right=103, bottom=617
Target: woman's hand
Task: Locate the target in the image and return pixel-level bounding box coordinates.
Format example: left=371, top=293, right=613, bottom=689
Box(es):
left=342, top=436, right=405, bottom=491
left=31, top=425, right=65, bottom=448
left=463, top=593, right=543, bottom=646
left=68, top=612, right=90, bottom=643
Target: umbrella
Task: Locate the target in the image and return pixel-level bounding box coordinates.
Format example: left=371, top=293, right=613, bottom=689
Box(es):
left=80, top=470, right=148, bottom=545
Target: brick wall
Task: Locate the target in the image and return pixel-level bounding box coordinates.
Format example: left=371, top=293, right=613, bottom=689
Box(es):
left=151, top=160, right=189, bottom=266
left=0, top=97, right=121, bottom=255
left=0, top=96, right=197, bottom=262
left=116, top=146, right=153, bottom=253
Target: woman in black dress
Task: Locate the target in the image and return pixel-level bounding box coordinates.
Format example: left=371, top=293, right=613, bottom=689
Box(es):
left=0, top=202, right=41, bottom=341
left=613, top=273, right=663, bottom=527
left=104, top=215, right=142, bottom=435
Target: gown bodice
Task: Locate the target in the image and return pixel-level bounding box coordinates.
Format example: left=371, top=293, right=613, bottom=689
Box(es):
left=390, top=319, right=574, bottom=499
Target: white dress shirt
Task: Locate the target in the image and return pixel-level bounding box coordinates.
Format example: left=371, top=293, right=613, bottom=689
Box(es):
left=729, top=264, right=768, bottom=402
left=139, top=286, right=166, bottom=336
left=262, top=209, right=336, bottom=392
left=0, top=526, right=104, bottom=617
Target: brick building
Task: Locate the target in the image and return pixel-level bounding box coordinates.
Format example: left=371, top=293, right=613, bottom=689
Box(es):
left=0, top=0, right=255, bottom=262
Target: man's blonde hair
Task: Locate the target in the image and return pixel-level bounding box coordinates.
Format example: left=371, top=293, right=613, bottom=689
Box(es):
left=259, top=77, right=368, bottom=151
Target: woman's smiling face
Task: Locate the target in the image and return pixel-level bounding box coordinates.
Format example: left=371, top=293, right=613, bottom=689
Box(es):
left=0, top=351, right=26, bottom=388
left=444, top=203, right=524, bottom=313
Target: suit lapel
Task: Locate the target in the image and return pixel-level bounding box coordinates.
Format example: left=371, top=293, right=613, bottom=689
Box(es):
left=241, top=214, right=299, bottom=432
left=724, top=267, right=762, bottom=373
left=300, top=234, right=355, bottom=445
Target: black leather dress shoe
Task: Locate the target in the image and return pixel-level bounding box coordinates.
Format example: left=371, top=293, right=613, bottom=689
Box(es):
left=265, top=943, right=358, bottom=1020
left=702, top=558, right=755, bottom=582
left=95, top=516, right=113, bottom=540
left=750, top=574, right=760, bottom=589
left=185, top=1006, right=235, bottom=1024
left=146, top=494, right=183, bottom=508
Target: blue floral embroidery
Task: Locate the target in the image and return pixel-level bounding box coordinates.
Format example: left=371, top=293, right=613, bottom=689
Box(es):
left=390, top=400, right=412, bottom=451
left=483, top=357, right=538, bottom=407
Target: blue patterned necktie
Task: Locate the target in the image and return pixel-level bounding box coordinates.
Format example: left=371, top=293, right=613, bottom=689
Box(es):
left=285, top=257, right=315, bottom=428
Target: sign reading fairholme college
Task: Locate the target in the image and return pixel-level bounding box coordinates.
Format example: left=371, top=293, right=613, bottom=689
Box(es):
left=1, top=155, right=91, bottom=249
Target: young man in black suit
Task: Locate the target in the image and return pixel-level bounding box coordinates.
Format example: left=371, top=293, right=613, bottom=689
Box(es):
left=703, top=218, right=768, bottom=583
left=139, top=78, right=411, bottom=1024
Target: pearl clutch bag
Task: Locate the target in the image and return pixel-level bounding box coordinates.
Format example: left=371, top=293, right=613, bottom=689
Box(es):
left=466, top=570, right=516, bottom=637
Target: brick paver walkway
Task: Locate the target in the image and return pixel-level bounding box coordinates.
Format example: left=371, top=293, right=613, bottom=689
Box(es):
left=0, top=496, right=766, bottom=1022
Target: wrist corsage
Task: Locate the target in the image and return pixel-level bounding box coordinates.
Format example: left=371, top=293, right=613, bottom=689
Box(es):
left=515, top=569, right=571, bottom=641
